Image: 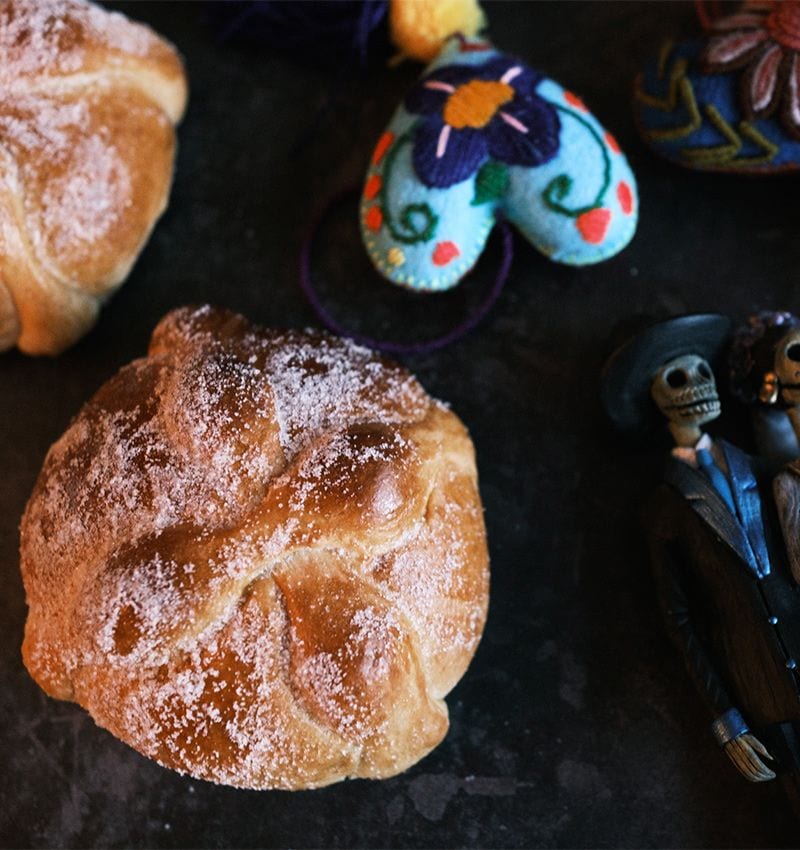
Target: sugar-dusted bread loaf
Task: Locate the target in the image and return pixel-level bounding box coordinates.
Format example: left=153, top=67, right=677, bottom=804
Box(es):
left=0, top=0, right=187, bottom=355
left=20, top=305, right=490, bottom=789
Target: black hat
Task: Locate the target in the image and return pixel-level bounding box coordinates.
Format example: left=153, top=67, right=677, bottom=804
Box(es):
left=600, top=313, right=731, bottom=435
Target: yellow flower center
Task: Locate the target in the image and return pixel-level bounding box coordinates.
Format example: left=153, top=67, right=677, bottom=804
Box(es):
left=443, top=80, right=514, bottom=129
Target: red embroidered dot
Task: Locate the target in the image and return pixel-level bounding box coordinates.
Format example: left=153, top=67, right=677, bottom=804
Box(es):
left=564, top=91, right=588, bottom=112
left=432, top=241, right=460, bottom=266
left=604, top=131, right=621, bottom=154
left=364, top=174, right=382, bottom=200
left=365, top=205, right=383, bottom=231
left=576, top=208, right=611, bottom=244
left=372, top=131, right=395, bottom=166
left=617, top=181, right=634, bottom=215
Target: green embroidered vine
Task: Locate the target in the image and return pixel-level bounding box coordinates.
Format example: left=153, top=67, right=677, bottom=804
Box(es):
left=636, top=42, right=777, bottom=170
left=680, top=105, right=778, bottom=168
left=541, top=104, right=611, bottom=217
left=379, top=129, right=438, bottom=244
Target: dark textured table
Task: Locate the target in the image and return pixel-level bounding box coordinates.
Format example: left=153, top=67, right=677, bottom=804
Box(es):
left=1, top=2, right=799, bottom=847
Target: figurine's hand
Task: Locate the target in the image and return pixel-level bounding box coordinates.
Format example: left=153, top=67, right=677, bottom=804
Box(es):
left=723, top=733, right=776, bottom=782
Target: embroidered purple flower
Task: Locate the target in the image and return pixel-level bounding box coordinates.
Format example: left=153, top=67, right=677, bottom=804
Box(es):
left=404, top=56, right=561, bottom=189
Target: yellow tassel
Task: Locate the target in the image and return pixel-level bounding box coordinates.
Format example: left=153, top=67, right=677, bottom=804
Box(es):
left=389, top=0, right=487, bottom=63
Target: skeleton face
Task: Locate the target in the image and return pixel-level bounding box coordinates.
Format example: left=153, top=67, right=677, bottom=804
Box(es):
left=650, top=354, right=721, bottom=428
left=775, top=328, right=800, bottom=407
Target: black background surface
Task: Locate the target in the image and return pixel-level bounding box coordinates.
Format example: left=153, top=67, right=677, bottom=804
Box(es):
left=1, top=2, right=798, bottom=847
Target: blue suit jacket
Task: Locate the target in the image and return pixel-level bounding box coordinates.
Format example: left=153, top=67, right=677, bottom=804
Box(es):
left=664, top=439, right=771, bottom=580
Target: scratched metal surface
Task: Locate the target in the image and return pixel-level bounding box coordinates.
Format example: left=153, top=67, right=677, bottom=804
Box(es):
left=1, top=2, right=798, bottom=847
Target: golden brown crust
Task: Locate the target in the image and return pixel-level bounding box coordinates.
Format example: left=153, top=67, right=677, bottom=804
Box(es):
left=20, top=305, right=490, bottom=789
left=0, top=0, right=187, bottom=355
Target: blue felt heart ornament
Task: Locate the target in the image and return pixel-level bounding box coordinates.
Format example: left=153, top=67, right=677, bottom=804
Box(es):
left=360, top=37, right=639, bottom=292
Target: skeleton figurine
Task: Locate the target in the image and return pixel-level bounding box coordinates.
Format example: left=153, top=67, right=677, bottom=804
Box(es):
left=649, top=353, right=720, bottom=448
left=602, top=314, right=800, bottom=810
left=731, top=312, right=800, bottom=586
left=729, top=312, right=800, bottom=475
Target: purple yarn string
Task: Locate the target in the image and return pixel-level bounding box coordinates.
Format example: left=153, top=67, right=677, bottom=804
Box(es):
left=217, top=3, right=259, bottom=44
left=354, top=2, right=388, bottom=68
left=214, top=1, right=388, bottom=68
left=298, top=189, right=514, bottom=356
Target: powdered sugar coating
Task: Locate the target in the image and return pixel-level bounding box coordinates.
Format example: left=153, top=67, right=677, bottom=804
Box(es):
left=263, top=336, right=428, bottom=455
left=0, top=0, right=186, bottom=354
left=0, top=0, right=165, bottom=83
left=21, top=306, right=490, bottom=789
left=42, top=132, right=132, bottom=250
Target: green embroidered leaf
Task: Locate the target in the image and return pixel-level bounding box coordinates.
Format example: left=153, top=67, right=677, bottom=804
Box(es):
left=472, top=161, right=509, bottom=206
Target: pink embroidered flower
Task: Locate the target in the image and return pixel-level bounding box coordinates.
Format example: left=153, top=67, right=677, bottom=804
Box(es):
left=701, top=0, right=800, bottom=139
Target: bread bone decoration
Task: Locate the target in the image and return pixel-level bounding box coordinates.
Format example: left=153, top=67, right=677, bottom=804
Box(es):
left=20, top=305, right=489, bottom=789
left=0, top=0, right=187, bottom=355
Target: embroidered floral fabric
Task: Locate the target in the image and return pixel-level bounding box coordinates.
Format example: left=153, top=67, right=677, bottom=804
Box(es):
left=360, top=37, right=638, bottom=292
left=404, top=57, right=560, bottom=188
left=635, top=0, right=800, bottom=173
